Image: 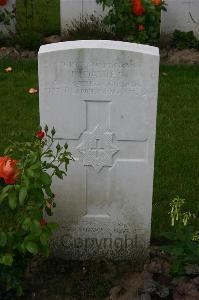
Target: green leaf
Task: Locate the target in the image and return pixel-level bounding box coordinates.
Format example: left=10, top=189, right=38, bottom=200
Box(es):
left=8, top=192, right=17, bottom=210
left=40, top=232, right=48, bottom=246
left=45, top=206, right=52, bottom=216
left=40, top=244, right=50, bottom=257
left=2, top=185, right=13, bottom=193
left=170, top=261, right=185, bottom=276
left=56, top=143, right=61, bottom=152
left=136, top=16, right=145, bottom=23
left=30, top=161, right=41, bottom=170
left=0, top=192, right=8, bottom=204
left=44, top=125, right=48, bottom=133
left=47, top=223, right=59, bottom=233
left=29, top=152, right=38, bottom=164
left=27, top=169, right=35, bottom=177
left=45, top=186, right=54, bottom=198
left=19, top=187, right=27, bottom=205
left=16, top=285, right=23, bottom=297
left=21, top=174, right=30, bottom=187
left=161, top=231, right=177, bottom=241
left=30, top=220, right=41, bottom=236
left=55, top=170, right=63, bottom=179
left=26, top=241, right=39, bottom=254
left=47, top=223, right=59, bottom=231
left=51, top=127, right=56, bottom=136
left=172, top=246, right=184, bottom=256
left=41, top=172, right=52, bottom=186
left=1, top=254, right=13, bottom=266
left=22, top=217, right=31, bottom=231
left=0, top=232, right=7, bottom=247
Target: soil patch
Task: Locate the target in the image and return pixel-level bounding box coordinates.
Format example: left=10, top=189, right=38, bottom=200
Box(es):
left=1, top=41, right=199, bottom=65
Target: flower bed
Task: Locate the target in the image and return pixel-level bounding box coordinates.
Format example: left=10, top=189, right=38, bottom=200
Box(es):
left=0, top=127, right=72, bottom=295
left=96, top=0, right=166, bottom=43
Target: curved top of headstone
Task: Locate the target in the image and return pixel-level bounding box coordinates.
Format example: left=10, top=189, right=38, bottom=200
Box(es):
left=39, top=40, right=159, bottom=57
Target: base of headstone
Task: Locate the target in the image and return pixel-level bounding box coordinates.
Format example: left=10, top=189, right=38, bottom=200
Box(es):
left=49, top=219, right=150, bottom=261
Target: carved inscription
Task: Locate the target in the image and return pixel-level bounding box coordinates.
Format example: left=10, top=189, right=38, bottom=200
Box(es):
left=43, top=60, right=144, bottom=96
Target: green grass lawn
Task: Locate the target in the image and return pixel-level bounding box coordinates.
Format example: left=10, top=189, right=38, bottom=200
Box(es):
left=0, top=59, right=39, bottom=152
left=16, top=0, right=60, bottom=36
left=0, top=58, right=198, bottom=238
left=153, top=65, right=199, bottom=237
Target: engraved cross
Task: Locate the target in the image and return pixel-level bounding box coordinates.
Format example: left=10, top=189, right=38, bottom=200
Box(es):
left=63, top=100, right=147, bottom=218
left=91, top=138, right=104, bottom=158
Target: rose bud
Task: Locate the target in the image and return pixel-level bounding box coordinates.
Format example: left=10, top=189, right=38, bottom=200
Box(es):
left=36, top=131, right=45, bottom=139
left=40, top=218, right=47, bottom=226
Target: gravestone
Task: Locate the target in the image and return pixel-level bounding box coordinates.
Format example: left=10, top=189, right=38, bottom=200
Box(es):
left=0, top=0, right=16, bottom=36
left=38, top=40, right=159, bottom=260
left=161, top=0, right=199, bottom=38
left=60, top=0, right=108, bottom=35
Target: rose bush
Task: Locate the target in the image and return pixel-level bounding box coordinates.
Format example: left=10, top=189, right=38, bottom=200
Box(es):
left=132, top=0, right=145, bottom=16
left=96, top=0, right=166, bottom=44
left=0, top=0, right=15, bottom=33
left=0, top=0, right=8, bottom=6
left=0, top=156, right=20, bottom=184
left=0, top=126, right=72, bottom=295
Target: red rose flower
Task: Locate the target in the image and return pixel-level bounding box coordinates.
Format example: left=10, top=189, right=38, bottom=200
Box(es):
left=0, top=0, right=8, bottom=6
left=40, top=218, right=47, bottom=226
left=138, top=24, right=145, bottom=31
left=36, top=130, right=45, bottom=139
left=0, top=156, right=20, bottom=184
left=132, top=0, right=145, bottom=16
left=152, top=0, right=161, bottom=5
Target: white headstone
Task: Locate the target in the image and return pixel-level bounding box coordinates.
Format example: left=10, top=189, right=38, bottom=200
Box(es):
left=60, top=0, right=108, bottom=35
left=38, top=40, right=159, bottom=260
left=0, top=0, right=15, bottom=36
left=161, top=0, right=199, bottom=38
